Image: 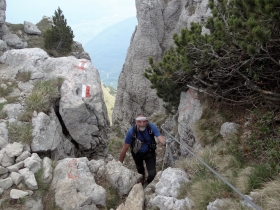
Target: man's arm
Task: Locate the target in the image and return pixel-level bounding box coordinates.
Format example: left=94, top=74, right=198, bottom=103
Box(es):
left=119, top=143, right=130, bottom=163
left=157, top=135, right=165, bottom=145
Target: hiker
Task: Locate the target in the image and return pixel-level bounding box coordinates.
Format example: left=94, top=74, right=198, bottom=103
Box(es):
left=119, top=114, right=165, bottom=184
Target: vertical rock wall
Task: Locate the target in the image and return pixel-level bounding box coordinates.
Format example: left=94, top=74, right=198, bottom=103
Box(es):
left=112, top=0, right=211, bottom=134
left=0, top=0, right=6, bottom=37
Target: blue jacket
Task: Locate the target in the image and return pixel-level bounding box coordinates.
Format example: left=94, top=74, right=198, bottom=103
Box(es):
left=125, top=123, right=160, bottom=153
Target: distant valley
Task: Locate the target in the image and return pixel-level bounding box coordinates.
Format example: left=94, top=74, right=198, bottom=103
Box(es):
left=84, top=17, right=137, bottom=89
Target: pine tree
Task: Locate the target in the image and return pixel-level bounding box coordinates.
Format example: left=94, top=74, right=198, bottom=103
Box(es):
left=43, top=7, right=74, bottom=55
left=145, top=0, right=280, bottom=112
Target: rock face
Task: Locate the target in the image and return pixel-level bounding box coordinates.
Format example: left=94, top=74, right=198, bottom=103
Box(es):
left=178, top=89, right=203, bottom=154
left=0, top=0, right=6, bottom=37
left=0, top=48, right=110, bottom=158
left=112, top=0, right=211, bottom=133
left=51, top=158, right=106, bottom=210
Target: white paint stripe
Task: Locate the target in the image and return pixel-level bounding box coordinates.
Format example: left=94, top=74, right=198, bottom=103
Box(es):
left=82, top=85, right=90, bottom=98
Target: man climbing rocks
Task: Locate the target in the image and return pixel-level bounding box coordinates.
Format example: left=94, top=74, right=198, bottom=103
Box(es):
left=119, top=114, right=165, bottom=185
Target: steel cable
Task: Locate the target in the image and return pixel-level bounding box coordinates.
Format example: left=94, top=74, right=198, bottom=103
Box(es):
left=161, top=124, right=262, bottom=210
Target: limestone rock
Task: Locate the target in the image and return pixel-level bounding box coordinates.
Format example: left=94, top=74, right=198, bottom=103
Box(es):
left=6, top=161, right=24, bottom=172
left=0, top=166, right=8, bottom=174
left=2, top=103, right=23, bottom=119
left=51, top=157, right=106, bottom=210
left=0, top=177, right=12, bottom=189
left=220, top=122, right=240, bottom=139
left=19, top=168, right=38, bottom=190
left=152, top=195, right=193, bottom=210
left=24, top=153, right=42, bottom=173
left=0, top=148, right=15, bottom=167
left=155, top=167, right=190, bottom=198
left=16, top=150, right=31, bottom=163
left=0, top=48, right=110, bottom=158
left=2, top=24, right=25, bottom=49
left=178, top=90, right=203, bottom=155
left=5, top=142, right=24, bottom=157
left=105, top=159, right=142, bottom=196
left=41, top=157, right=53, bottom=184
left=24, top=21, right=41, bottom=35
left=116, top=183, right=144, bottom=210
left=10, top=189, right=29, bottom=199
left=22, top=198, right=44, bottom=210
left=0, top=122, right=8, bottom=149
left=10, top=171, right=23, bottom=185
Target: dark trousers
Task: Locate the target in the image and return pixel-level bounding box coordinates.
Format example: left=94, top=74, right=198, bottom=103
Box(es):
left=131, top=150, right=156, bottom=183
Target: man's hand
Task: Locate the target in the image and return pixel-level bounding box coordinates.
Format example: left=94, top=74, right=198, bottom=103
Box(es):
left=119, top=143, right=130, bottom=163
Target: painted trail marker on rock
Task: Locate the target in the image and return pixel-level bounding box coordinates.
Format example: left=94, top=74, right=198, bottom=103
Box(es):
left=82, top=85, right=91, bottom=98
left=78, top=60, right=87, bottom=70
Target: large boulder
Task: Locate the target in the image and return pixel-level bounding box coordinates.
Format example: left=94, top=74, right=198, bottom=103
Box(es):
left=51, top=158, right=106, bottom=210
left=2, top=24, right=25, bottom=49
left=0, top=48, right=110, bottom=158
left=31, top=110, right=76, bottom=159
left=105, top=159, right=142, bottom=196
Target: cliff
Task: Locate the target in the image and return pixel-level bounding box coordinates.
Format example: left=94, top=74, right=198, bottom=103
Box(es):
left=112, top=0, right=211, bottom=133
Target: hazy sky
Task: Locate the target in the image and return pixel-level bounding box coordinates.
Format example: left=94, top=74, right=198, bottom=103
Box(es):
left=5, top=0, right=137, bottom=45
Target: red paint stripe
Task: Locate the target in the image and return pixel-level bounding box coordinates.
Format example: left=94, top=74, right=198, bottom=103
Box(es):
left=85, top=86, right=90, bottom=98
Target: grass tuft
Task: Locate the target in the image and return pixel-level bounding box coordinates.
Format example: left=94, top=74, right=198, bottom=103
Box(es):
left=34, top=163, right=61, bottom=210
left=106, top=186, right=121, bottom=209
left=6, top=96, right=19, bottom=104
left=251, top=179, right=280, bottom=209
left=193, top=103, right=225, bottom=146
left=8, top=122, right=33, bottom=145
left=108, top=137, right=123, bottom=153
left=0, top=110, right=7, bottom=119
left=16, top=71, right=32, bottom=82
left=190, top=178, right=233, bottom=210
left=23, top=78, right=63, bottom=120
left=18, top=110, right=34, bottom=122
left=0, top=83, right=14, bottom=98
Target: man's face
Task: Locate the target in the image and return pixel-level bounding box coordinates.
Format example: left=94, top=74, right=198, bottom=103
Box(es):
left=136, top=120, right=148, bottom=131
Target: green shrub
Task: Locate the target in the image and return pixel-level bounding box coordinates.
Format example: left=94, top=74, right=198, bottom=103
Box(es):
left=43, top=7, right=74, bottom=56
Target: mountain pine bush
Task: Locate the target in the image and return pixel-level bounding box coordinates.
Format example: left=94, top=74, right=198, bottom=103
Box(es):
left=43, top=7, right=74, bottom=56
left=145, top=0, right=280, bottom=113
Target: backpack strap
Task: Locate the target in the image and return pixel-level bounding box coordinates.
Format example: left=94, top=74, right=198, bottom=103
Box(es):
left=146, top=123, right=155, bottom=142
left=130, top=124, right=137, bottom=149
left=131, top=123, right=156, bottom=148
